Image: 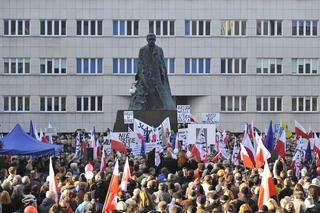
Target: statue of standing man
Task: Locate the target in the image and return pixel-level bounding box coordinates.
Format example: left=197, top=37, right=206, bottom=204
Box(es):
left=129, top=33, right=176, bottom=110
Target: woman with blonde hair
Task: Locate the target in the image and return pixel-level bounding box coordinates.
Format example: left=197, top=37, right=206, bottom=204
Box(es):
left=137, top=189, right=155, bottom=213
left=0, top=190, right=15, bottom=212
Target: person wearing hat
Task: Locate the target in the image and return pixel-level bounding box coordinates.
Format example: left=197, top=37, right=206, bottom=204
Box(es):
left=195, top=195, right=206, bottom=213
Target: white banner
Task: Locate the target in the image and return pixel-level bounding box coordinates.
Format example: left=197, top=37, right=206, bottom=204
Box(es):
left=177, top=105, right=191, bottom=123
left=123, top=111, right=134, bottom=124
left=201, top=113, right=220, bottom=124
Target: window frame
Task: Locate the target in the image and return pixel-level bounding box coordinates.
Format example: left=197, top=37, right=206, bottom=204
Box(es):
left=4, top=19, right=30, bottom=36
left=256, top=96, right=282, bottom=112
left=3, top=96, right=30, bottom=112
left=221, top=96, right=247, bottom=112
left=220, top=20, right=247, bottom=36
left=76, top=96, right=103, bottom=112
left=76, top=20, right=103, bottom=36
left=292, top=96, right=318, bottom=112
left=40, top=96, right=67, bottom=112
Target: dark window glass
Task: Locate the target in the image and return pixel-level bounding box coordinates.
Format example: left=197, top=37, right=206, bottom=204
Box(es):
left=221, top=59, right=226, bottom=73
left=84, top=21, right=89, bottom=35
left=47, top=98, right=52, bottom=111
left=61, top=97, right=66, bottom=111
left=18, top=20, right=23, bottom=35
left=198, top=21, right=204, bottom=35
left=61, top=21, right=66, bottom=35
left=98, top=21, right=102, bottom=35
left=192, top=21, right=197, bottom=35
left=205, top=21, right=210, bottom=35
left=134, top=21, right=138, bottom=35
left=77, top=98, right=81, bottom=111
left=11, top=60, right=16, bottom=73
left=292, top=21, right=297, bottom=35
left=54, top=97, right=59, bottom=111
left=156, top=21, right=161, bottom=35
left=277, top=21, right=282, bottom=35
left=170, top=21, right=175, bottom=35
left=47, top=60, right=52, bottom=73
left=163, top=21, right=168, bottom=35
left=91, top=20, right=96, bottom=35
left=47, top=21, right=52, bottom=35
left=77, top=21, right=81, bottom=35
left=83, top=97, right=88, bottom=111
left=90, top=96, right=96, bottom=111
left=98, top=96, right=102, bottom=111
left=11, top=20, right=16, bottom=35
left=257, top=21, right=261, bottom=35
left=270, top=20, right=275, bottom=35
left=24, top=20, right=29, bottom=35
left=54, top=20, right=59, bottom=35
left=40, top=21, right=45, bottom=35
left=4, top=20, right=9, bottom=35
left=241, top=59, right=246, bottom=73
left=127, top=20, right=132, bottom=35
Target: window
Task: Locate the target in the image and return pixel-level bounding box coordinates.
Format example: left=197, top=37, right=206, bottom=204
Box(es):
left=292, top=96, right=317, bottom=112
left=76, top=58, right=103, bottom=74
left=4, top=96, right=30, bottom=112
left=4, top=58, right=30, bottom=74
left=185, top=20, right=210, bottom=36
left=221, top=96, right=246, bottom=112
left=256, top=97, right=282, bottom=112
left=221, top=58, right=246, bottom=74
left=149, top=20, right=175, bottom=36
left=40, top=96, right=66, bottom=112
left=256, top=58, right=282, bottom=74
left=76, top=20, right=102, bottom=36
left=292, top=20, right=317, bottom=36
left=40, top=58, right=66, bottom=74
left=292, top=58, right=318, bottom=74
left=112, top=58, right=138, bottom=74
left=220, top=20, right=246, bottom=36
left=113, top=20, right=139, bottom=36
left=4, top=20, right=30, bottom=35
left=76, top=96, right=102, bottom=112
left=185, top=58, right=211, bottom=74
left=256, top=20, right=282, bottom=36
left=165, top=58, right=175, bottom=74
left=40, top=20, right=66, bottom=36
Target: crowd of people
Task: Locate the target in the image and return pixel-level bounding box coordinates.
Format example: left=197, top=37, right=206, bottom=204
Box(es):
left=0, top=131, right=320, bottom=213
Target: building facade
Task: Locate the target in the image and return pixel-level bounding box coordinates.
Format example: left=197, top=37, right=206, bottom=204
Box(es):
left=0, top=0, right=320, bottom=132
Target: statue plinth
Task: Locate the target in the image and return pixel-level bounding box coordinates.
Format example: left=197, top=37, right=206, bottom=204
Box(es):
left=113, top=110, right=177, bottom=132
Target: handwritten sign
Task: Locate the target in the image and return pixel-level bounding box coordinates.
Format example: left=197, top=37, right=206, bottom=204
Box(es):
left=177, top=105, right=191, bottom=123
left=201, top=113, right=220, bottom=124
left=123, top=111, right=134, bottom=124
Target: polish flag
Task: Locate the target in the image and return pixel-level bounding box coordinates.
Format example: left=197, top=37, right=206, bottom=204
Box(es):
left=103, top=159, right=119, bottom=212
left=100, top=147, right=106, bottom=172
left=120, top=157, right=132, bottom=192
left=110, top=133, right=128, bottom=154
left=48, top=157, right=59, bottom=203
left=255, top=136, right=271, bottom=169
left=275, top=130, right=286, bottom=159
left=242, top=133, right=256, bottom=162
left=190, top=144, right=201, bottom=161
left=258, top=160, right=276, bottom=208
left=240, top=143, right=255, bottom=169
left=295, top=120, right=312, bottom=139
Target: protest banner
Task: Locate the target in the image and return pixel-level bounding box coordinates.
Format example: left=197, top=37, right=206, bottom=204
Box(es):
left=123, top=111, right=134, bottom=124
left=201, top=113, right=220, bottom=124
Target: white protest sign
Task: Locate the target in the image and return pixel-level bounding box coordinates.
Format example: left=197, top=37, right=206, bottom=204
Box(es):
left=188, top=124, right=216, bottom=145
left=177, top=128, right=188, bottom=148
left=177, top=105, right=191, bottom=123
left=201, top=113, right=220, bottom=124
left=123, top=111, right=134, bottom=124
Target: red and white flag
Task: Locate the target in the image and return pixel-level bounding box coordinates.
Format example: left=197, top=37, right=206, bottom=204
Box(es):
left=240, top=143, right=255, bottom=169
left=103, top=159, right=119, bottom=212
left=110, top=133, right=128, bottom=154
left=258, top=160, right=276, bottom=207
left=255, top=136, right=271, bottom=169
left=242, top=133, right=256, bottom=163
left=295, top=120, right=312, bottom=139
left=120, top=157, right=132, bottom=192
left=48, top=157, right=59, bottom=203
left=275, top=129, right=286, bottom=159
left=100, top=147, right=106, bottom=172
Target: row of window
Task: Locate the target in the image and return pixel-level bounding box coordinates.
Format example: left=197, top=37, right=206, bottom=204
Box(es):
left=3, top=19, right=319, bottom=37
left=3, top=58, right=319, bottom=75
left=221, top=96, right=318, bottom=112
left=4, top=96, right=103, bottom=112
left=3, top=96, right=318, bottom=113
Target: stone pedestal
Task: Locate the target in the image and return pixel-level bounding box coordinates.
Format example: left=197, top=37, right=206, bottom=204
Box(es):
left=113, top=110, right=177, bottom=132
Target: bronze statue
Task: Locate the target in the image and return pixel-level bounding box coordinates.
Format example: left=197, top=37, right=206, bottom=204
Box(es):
left=129, top=33, right=176, bottom=110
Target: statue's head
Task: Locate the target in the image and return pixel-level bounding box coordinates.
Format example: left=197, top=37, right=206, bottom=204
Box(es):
left=146, top=33, right=156, bottom=48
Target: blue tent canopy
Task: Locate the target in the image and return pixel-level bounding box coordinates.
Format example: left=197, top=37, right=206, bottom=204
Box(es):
left=0, top=124, right=62, bottom=156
